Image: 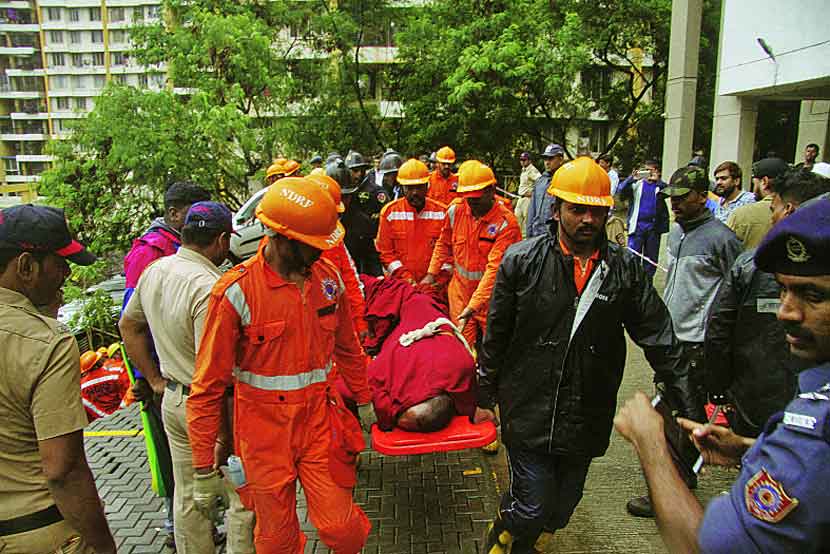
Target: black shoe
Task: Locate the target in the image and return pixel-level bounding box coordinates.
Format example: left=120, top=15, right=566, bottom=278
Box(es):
left=482, top=519, right=513, bottom=554
left=626, top=495, right=654, bottom=518
left=164, top=532, right=176, bottom=552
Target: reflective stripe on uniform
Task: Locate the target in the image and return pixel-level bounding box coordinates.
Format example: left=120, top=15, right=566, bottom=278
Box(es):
left=497, top=219, right=508, bottom=233
left=82, top=397, right=108, bottom=418
left=387, top=260, right=404, bottom=273
left=225, top=282, right=251, bottom=326
left=233, top=361, right=333, bottom=391
left=447, top=204, right=457, bottom=226
left=386, top=211, right=414, bottom=221
left=454, top=263, right=484, bottom=281
left=418, top=211, right=445, bottom=220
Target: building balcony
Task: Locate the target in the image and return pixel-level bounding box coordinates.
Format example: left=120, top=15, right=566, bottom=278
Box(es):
left=0, top=89, right=43, bottom=99
left=6, top=68, right=45, bottom=77
left=5, top=174, right=40, bottom=183
left=0, top=23, right=39, bottom=32
left=0, top=46, right=35, bottom=56
left=0, top=2, right=34, bottom=10
left=10, top=111, right=49, bottom=120
left=16, top=154, right=53, bottom=163
left=1, top=132, right=47, bottom=141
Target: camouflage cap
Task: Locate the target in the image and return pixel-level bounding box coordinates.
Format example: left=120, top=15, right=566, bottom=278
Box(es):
left=660, top=166, right=709, bottom=197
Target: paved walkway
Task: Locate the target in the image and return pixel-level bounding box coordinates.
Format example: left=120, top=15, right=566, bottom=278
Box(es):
left=86, top=337, right=735, bottom=554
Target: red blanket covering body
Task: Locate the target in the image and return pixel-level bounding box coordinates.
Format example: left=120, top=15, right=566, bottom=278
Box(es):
left=361, top=276, right=477, bottom=431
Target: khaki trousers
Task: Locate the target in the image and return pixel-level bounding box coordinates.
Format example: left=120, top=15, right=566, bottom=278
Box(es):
left=514, top=197, right=530, bottom=238
left=0, top=520, right=95, bottom=554
left=162, top=385, right=255, bottom=554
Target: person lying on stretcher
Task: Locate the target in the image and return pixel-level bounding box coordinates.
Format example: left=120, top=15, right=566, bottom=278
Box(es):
left=360, top=275, right=477, bottom=432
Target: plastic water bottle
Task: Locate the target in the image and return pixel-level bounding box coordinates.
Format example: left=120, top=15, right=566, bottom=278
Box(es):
left=227, top=455, right=246, bottom=488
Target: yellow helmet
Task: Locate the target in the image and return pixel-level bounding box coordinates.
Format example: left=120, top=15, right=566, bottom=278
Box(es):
left=546, top=157, right=613, bottom=207
left=397, top=158, right=431, bottom=186
left=456, top=160, right=496, bottom=197
left=436, top=146, right=456, bottom=164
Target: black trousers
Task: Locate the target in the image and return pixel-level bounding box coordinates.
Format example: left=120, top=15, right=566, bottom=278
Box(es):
left=499, top=447, right=592, bottom=553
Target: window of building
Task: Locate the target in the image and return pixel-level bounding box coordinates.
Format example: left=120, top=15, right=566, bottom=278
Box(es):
left=71, top=75, right=84, bottom=89
left=113, top=73, right=127, bottom=85
left=582, top=67, right=611, bottom=102
left=133, top=6, right=143, bottom=21
left=49, top=53, right=65, bottom=66
left=150, top=72, right=165, bottom=88
left=111, top=52, right=127, bottom=66
left=138, top=74, right=148, bottom=88
left=93, top=74, right=106, bottom=89
left=70, top=31, right=82, bottom=45
left=147, top=5, right=161, bottom=19
left=50, top=75, right=67, bottom=89
left=110, top=30, right=126, bottom=44
left=109, top=7, right=125, bottom=22
left=93, top=52, right=105, bottom=66
left=71, top=54, right=83, bottom=67
left=75, top=97, right=87, bottom=110
left=4, top=158, right=19, bottom=174
left=49, top=31, right=63, bottom=44
left=56, top=97, right=69, bottom=110
left=69, top=8, right=80, bottom=22
left=90, top=30, right=104, bottom=44
left=588, top=122, right=609, bottom=154
left=88, top=7, right=101, bottom=22
left=47, top=8, right=61, bottom=21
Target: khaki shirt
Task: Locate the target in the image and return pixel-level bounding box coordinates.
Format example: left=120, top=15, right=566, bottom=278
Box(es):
left=727, top=195, right=772, bottom=249
left=0, top=287, right=87, bottom=520
left=518, top=164, right=541, bottom=197
left=123, top=247, right=222, bottom=386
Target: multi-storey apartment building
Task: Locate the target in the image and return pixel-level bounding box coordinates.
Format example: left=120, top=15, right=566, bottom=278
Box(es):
left=0, top=0, right=163, bottom=200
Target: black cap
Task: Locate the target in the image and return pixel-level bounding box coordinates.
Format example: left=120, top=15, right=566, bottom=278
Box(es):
left=184, top=201, right=239, bottom=236
left=0, top=204, right=96, bottom=265
left=752, top=158, right=789, bottom=179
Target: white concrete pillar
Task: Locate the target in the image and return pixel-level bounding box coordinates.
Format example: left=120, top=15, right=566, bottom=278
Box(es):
left=661, top=0, right=703, bottom=177
left=710, top=95, right=759, bottom=184
left=795, top=100, right=830, bottom=164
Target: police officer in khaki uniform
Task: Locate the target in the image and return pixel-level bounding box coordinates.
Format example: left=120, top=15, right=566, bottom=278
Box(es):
left=0, top=205, right=116, bottom=554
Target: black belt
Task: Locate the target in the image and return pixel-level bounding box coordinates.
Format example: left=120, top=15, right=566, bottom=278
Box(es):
left=0, top=504, right=63, bottom=536
left=166, top=381, right=191, bottom=396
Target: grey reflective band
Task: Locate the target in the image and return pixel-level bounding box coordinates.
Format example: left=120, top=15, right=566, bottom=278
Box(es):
left=225, top=283, right=251, bottom=327
left=454, top=263, right=484, bottom=280
left=233, top=361, right=333, bottom=391
left=447, top=204, right=457, bottom=226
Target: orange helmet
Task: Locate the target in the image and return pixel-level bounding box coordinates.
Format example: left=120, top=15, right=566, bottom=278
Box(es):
left=282, top=159, right=300, bottom=177
left=456, top=160, right=496, bottom=197
left=266, top=158, right=288, bottom=180
left=307, top=173, right=345, bottom=213
left=397, top=158, right=430, bottom=186
left=255, top=177, right=344, bottom=250
left=80, top=350, right=103, bottom=373
left=436, top=146, right=456, bottom=164
left=546, top=156, right=613, bottom=207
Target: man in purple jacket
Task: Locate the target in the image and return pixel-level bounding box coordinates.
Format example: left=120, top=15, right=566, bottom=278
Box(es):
left=123, top=181, right=210, bottom=310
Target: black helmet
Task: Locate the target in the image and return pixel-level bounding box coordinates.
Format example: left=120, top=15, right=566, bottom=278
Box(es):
left=378, top=152, right=403, bottom=175
left=326, top=159, right=357, bottom=194
left=345, top=150, right=371, bottom=170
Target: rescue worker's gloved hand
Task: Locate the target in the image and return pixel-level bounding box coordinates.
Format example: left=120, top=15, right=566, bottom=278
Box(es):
left=192, top=469, right=228, bottom=521
left=357, top=403, right=377, bottom=432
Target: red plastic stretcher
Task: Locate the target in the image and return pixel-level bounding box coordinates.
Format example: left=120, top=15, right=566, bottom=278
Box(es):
left=371, top=416, right=498, bottom=456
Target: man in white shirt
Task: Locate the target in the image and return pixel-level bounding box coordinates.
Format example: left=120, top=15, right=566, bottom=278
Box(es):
left=515, top=151, right=542, bottom=238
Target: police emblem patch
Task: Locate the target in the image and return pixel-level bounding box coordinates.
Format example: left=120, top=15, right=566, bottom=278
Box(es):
left=321, top=278, right=338, bottom=301
left=377, top=191, right=388, bottom=203
left=744, top=468, right=799, bottom=523
left=487, top=223, right=498, bottom=236
left=785, top=236, right=811, bottom=263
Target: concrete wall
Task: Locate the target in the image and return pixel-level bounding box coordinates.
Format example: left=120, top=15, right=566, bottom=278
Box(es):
left=718, top=0, right=830, bottom=96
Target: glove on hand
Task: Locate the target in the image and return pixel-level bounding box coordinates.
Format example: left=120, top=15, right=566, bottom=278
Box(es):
left=357, top=403, right=378, bottom=432
left=192, top=470, right=229, bottom=522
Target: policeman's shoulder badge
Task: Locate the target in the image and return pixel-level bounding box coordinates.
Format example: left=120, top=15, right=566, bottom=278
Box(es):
left=376, top=191, right=388, bottom=204
left=744, top=467, right=799, bottom=523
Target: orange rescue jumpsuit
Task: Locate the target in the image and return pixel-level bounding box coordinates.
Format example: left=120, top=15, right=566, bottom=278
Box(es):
left=375, top=197, right=447, bottom=282
left=322, top=242, right=367, bottom=336
left=427, top=170, right=458, bottom=206
left=427, top=198, right=521, bottom=348
left=187, top=242, right=372, bottom=554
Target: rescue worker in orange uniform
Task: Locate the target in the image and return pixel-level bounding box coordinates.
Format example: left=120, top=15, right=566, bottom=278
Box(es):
left=427, top=146, right=459, bottom=206
left=376, top=158, right=448, bottom=283
left=308, top=171, right=368, bottom=338
left=422, top=161, right=521, bottom=350
left=186, top=177, right=373, bottom=554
